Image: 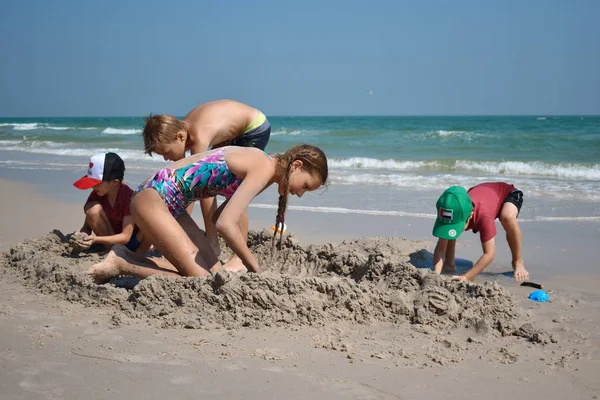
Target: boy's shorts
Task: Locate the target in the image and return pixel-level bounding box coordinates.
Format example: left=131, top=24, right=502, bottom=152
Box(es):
left=125, top=226, right=141, bottom=252
left=230, top=110, right=271, bottom=151
left=502, top=190, right=524, bottom=217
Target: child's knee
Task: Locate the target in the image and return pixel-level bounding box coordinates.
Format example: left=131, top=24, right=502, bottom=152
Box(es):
left=499, top=213, right=517, bottom=227
left=85, top=203, right=105, bottom=219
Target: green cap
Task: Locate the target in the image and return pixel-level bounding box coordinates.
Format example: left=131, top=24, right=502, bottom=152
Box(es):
left=432, top=186, right=473, bottom=240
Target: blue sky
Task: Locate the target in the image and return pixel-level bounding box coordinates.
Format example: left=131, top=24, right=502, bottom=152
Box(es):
left=1, top=0, right=598, bottom=116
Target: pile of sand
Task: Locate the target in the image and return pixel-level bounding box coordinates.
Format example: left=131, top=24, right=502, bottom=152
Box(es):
left=3, top=230, right=550, bottom=344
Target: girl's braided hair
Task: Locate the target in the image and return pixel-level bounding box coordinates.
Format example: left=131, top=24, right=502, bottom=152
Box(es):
left=271, top=144, right=328, bottom=251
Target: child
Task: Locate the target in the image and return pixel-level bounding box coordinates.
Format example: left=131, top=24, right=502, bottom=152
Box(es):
left=141, top=99, right=271, bottom=258
left=431, top=182, right=529, bottom=282
left=87, top=144, right=328, bottom=282
left=72, top=152, right=140, bottom=252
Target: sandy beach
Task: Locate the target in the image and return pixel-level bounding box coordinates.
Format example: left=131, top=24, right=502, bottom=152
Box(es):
left=1, top=180, right=599, bottom=399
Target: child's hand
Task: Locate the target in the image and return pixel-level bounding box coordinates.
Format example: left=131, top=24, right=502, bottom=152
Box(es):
left=452, top=275, right=469, bottom=282
left=70, top=232, right=92, bottom=251
left=79, top=234, right=95, bottom=250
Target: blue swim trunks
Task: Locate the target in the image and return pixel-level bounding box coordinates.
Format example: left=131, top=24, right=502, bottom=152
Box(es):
left=229, top=110, right=271, bottom=151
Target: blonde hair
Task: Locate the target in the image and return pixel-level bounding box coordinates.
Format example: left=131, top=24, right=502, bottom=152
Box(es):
left=142, top=113, right=186, bottom=155
left=271, top=144, right=328, bottom=251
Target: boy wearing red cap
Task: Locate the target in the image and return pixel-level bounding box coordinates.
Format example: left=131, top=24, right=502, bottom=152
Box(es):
left=432, top=182, right=529, bottom=282
left=72, top=152, right=140, bottom=252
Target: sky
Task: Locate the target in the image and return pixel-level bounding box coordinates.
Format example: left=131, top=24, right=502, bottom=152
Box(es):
left=1, top=0, right=599, bottom=117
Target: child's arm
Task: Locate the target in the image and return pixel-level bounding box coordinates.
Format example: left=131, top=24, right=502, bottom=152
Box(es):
left=433, top=239, right=447, bottom=273
left=433, top=239, right=456, bottom=273
left=86, top=216, right=135, bottom=247
left=214, top=153, right=274, bottom=272
left=184, top=134, right=211, bottom=216
left=461, top=238, right=495, bottom=280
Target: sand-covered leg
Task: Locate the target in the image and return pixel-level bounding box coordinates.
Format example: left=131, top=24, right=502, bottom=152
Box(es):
left=87, top=244, right=184, bottom=283
left=87, top=245, right=130, bottom=283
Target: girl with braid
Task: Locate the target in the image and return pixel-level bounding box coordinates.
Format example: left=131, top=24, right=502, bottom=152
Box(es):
left=87, top=144, right=328, bottom=282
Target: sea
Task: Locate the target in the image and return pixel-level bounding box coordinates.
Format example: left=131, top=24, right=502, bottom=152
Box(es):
left=1, top=115, right=599, bottom=222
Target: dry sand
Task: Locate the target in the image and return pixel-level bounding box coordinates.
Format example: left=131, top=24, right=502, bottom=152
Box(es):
left=0, top=181, right=599, bottom=399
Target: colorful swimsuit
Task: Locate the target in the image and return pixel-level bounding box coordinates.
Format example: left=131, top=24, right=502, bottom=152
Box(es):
left=135, top=148, right=243, bottom=218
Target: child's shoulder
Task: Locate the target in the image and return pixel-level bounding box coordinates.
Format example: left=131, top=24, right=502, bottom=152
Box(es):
left=119, top=183, right=135, bottom=197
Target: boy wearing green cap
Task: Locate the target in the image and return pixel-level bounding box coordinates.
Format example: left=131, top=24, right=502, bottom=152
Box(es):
left=432, top=182, right=529, bottom=282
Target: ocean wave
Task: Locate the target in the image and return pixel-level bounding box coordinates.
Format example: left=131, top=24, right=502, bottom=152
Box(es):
left=434, top=130, right=469, bottom=136
left=0, top=123, right=96, bottom=131
left=330, top=172, right=464, bottom=188
left=2, top=138, right=599, bottom=181
left=0, top=123, right=42, bottom=130
left=0, top=142, right=159, bottom=162
left=329, top=172, right=600, bottom=201
left=249, top=203, right=600, bottom=222
left=329, top=157, right=600, bottom=180
left=329, top=157, right=438, bottom=170
left=271, top=128, right=315, bottom=136
left=102, top=128, right=141, bottom=135
left=417, top=130, right=484, bottom=140
left=455, top=160, right=600, bottom=180
left=249, top=203, right=436, bottom=218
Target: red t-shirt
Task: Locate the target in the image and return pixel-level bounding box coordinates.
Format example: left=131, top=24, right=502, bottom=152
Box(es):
left=84, top=184, right=135, bottom=234
left=466, top=182, right=516, bottom=243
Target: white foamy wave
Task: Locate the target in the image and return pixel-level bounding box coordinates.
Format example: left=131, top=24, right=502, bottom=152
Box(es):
left=0, top=122, right=97, bottom=131
left=102, top=128, right=141, bottom=135
left=435, top=130, right=467, bottom=136
left=414, top=130, right=483, bottom=140
left=271, top=128, right=317, bottom=136
left=0, top=140, right=24, bottom=146
left=329, top=157, right=439, bottom=170
left=329, top=171, right=600, bottom=202
left=329, top=157, right=600, bottom=180
left=455, top=160, right=600, bottom=180
left=249, top=203, right=436, bottom=218
left=250, top=203, right=600, bottom=222
left=0, top=123, right=42, bottom=130
left=46, top=126, right=97, bottom=130
left=0, top=141, right=162, bottom=162
left=330, top=172, right=473, bottom=190
left=1, top=140, right=75, bottom=149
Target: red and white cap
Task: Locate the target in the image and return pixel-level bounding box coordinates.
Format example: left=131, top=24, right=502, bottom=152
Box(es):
left=73, top=152, right=126, bottom=190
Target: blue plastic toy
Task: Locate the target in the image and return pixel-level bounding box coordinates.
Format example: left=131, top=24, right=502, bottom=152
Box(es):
left=528, top=289, right=550, bottom=302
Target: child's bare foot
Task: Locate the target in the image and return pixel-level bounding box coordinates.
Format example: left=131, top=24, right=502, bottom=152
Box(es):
left=222, top=256, right=247, bottom=273
left=512, top=260, right=529, bottom=282
left=86, top=245, right=129, bottom=283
